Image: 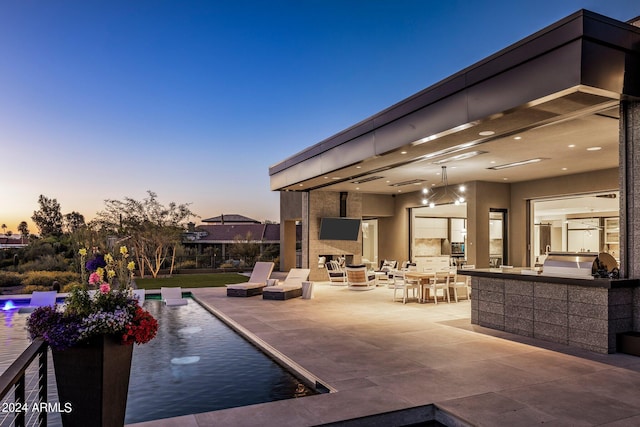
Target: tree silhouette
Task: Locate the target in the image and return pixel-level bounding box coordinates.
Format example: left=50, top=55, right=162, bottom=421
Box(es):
left=31, top=195, right=63, bottom=237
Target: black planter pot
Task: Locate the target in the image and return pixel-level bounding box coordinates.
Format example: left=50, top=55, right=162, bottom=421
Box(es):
left=52, top=335, right=133, bottom=427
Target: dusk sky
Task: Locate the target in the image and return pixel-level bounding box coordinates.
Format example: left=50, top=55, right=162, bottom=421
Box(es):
left=1, top=1, right=638, bottom=234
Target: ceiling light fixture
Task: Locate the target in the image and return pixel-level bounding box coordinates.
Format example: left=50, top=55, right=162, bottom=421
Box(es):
left=487, top=158, right=548, bottom=170
left=432, top=150, right=487, bottom=165
left=389, top=179, right=425, bottom=187
left=351, top=176, right=384, bottom=184
left=421, top=166, right=466, bottom=208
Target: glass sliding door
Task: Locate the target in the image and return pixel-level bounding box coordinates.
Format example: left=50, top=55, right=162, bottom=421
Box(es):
left=361, top=219, right=378, bottom=269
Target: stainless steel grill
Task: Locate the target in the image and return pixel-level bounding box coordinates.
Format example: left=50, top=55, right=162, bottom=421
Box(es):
left=541, top=252, right=598, bottom=279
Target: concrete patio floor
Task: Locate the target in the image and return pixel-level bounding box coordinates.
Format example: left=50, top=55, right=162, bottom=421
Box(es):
left=128, top=280, right=640, bottom=427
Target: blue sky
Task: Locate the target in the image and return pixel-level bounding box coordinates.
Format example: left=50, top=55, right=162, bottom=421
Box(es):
left=0, top=0, right=638, bottom=233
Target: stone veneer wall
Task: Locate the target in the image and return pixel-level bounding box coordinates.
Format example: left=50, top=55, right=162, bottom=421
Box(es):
left=471, top=277, right=634, bottom=353
left=307, top=191, right=363, bottom=281
left=620, top=101, right=640, bottom=330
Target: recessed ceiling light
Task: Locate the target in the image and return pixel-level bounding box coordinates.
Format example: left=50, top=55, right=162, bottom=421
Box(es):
left=479, top=131, right=495, bottom=136
left=356, top=166, right=361, bottom=169
left=562, top=167, right=568, bottom=171
left=568, top=144, right=576, bottom=148
left=299, top=184, right=303, bottom=187
left=514, top=136, right=522, bottom=140
left=355, top=187, right=360, bottom=190
left=490, top=161, right=496, bottom=164
left=503, top=178, right=509, bottom=180
left=401, top=151, right=407, bottom=154
left=331, top=177, right=341, bottom=180
left=587, top=146, right=602, bottom=151
left=324, top=176, right=329, bottom=179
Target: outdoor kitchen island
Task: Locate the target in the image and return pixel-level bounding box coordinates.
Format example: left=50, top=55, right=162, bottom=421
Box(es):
left=459, top=265, right=640, bottom=354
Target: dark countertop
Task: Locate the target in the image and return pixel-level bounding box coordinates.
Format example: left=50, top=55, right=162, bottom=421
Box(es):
left=457, top=268, right=639, bottom=289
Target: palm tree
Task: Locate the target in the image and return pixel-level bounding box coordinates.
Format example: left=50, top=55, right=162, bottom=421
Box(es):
left=1, top=223, right=6, bottom=236
left=18, top=221, right=29, bottom=239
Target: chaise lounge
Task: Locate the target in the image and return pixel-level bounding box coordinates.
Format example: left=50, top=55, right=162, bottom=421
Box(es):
left=226, top=262, right=275, bottom=297
left=161, top=287, right=188, bottom=306
left=262, top=268, right=311, bottom=300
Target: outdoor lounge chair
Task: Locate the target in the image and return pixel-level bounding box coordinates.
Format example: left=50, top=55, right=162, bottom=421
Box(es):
left=263, top=268, right=311, bottom=300
left=226, top=261, right=275, bottom=297
left=325, top=260, right=346, bottom=285
left=161, top=287, right=188, bottom=306
left=18, top=290, right=58, bottom=313
left=345, top=265, right=376, bottom=291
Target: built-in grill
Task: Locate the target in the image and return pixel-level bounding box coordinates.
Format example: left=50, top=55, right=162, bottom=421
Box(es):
left=541, top=252, right=596, bottom=279
left=541, top=252, right=619, bottom=279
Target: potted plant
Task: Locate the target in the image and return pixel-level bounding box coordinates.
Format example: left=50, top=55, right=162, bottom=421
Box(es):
left=27, top=246, right=158, bottom=427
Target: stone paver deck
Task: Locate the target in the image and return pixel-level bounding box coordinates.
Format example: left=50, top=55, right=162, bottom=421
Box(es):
left=128, top=281, right=640, bottom=427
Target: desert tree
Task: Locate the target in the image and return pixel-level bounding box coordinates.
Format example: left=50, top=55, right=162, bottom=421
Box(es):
left=91, top=191, right=196, bottom=278
left=63, top=211, right=86, bottom=234
left=31, top=195, right=63, bottom=237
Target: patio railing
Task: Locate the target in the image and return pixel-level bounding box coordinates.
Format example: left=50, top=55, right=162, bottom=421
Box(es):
left=0, top=338, right=48, bottom=427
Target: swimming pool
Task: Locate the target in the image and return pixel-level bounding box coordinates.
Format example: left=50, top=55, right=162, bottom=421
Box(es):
left=0, top=295, right=316, bottom=424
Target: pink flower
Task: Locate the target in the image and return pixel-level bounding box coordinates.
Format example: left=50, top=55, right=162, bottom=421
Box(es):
left=89, top=272, right=102, bottom=285
left=99, top=283, right=111, bottom=294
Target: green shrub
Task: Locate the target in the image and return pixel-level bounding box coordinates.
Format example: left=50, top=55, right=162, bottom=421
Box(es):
left=21, top=271, right=80, bottom=288
left=0, top=271, right=22, bottom=287
left=18, top=254, right=71, bottom=273
left=62, top=281, right=83, bottom=293
left=176, top=260, right=197, bottom=269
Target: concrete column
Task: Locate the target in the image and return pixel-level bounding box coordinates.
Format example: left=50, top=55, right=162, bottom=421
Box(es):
left=301, top=192, right=309, bottom=270
left=620, top=100, right=640, bottom=280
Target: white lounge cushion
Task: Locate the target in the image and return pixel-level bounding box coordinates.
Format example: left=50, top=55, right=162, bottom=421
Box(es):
left=264, top=284, right=302, bottom=293
left=164, top=298, right=188, bottom=306
left=226, top=282, right=265, bottom=290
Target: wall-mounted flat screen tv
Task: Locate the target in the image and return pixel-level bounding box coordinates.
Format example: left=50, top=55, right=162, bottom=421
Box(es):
left=319, top=217, right=361, bottom=241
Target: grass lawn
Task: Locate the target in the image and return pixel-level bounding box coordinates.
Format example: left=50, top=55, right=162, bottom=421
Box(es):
left=135, top=272, right=248, bottom=289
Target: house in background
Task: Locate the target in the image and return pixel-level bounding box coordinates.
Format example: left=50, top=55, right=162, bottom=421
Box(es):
left=0, top=235, right=29, bottom=250
left=182, top=214, right=301, bottom=268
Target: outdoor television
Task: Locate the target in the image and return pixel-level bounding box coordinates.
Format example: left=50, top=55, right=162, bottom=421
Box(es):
left=318, top=217, right=361, bottom=241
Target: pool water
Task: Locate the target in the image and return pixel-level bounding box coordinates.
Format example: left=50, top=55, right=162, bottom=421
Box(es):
left=0, top=297, right=316, bottom=425
left=125, top=299, right=315, bottom=423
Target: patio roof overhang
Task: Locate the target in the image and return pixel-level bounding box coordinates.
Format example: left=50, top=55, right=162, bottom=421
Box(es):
left=269, top=10, right=640, bottom=196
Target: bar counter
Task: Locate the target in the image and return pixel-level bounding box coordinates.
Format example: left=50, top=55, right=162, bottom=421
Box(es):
left=458, top=268, right=640, bottom=353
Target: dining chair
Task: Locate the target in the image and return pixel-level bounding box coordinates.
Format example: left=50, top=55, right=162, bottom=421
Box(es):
left=427, top=271, right=452, bottom=304
left=392, top=271, right=420, bottom=304
left=448, top=273, right=470, bottom=302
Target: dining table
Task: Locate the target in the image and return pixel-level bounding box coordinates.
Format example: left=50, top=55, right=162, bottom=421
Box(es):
left=403, top=270, right=456, bottom=303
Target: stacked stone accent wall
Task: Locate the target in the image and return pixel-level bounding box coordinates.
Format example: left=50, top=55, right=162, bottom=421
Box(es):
left=620, top=101, right=640, bottom=330
left=307, top=191, right=363, bottom=281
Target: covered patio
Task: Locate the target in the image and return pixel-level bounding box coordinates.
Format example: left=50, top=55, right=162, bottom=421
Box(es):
left=130, top=283, right=640, bottom=426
